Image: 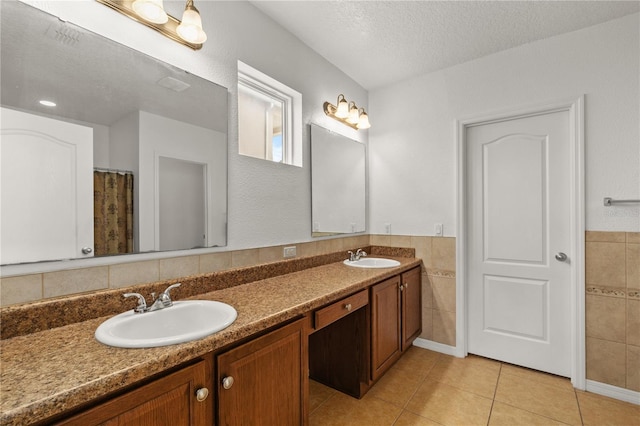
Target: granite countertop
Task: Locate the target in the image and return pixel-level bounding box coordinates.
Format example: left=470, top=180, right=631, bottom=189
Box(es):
left=0, top=257, right=420, bottom=425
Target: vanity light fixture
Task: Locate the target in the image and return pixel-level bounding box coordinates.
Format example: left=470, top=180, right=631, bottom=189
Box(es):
left=97, top=0, right=207, bottom=50
left=323, top=94, right=371, bottom=130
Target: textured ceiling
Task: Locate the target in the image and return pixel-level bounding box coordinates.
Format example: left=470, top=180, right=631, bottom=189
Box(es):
left=251, top=1, right=640, bottom=90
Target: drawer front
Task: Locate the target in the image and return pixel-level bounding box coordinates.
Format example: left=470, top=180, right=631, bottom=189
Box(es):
left=314, top=289, right=368, bottom=330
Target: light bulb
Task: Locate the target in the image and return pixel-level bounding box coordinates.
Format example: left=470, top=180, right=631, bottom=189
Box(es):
left=335, top=94, right=349, bottom=118
left=357, top=109, right=371, bottom=129
left=132, top=0, right=168, bottom=24
left=177, top=1, right=207, bottom=44
left=347, top=102, right=360, bottom=124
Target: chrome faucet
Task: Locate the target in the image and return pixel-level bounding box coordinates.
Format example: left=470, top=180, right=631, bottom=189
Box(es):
left=123, top=283, right=181, bottom=314
left=347, top=249, right=368, bottom=262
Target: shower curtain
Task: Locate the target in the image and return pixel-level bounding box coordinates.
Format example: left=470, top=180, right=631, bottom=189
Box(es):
left=93, top=170, right=134, bottom=256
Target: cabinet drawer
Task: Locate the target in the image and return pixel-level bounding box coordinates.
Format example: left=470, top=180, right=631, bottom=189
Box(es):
left=314, top=289, right=368, bottom=330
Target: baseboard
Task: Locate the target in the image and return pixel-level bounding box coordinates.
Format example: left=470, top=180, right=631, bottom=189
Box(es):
left=586, top=380, right=640, bottom=405
left=412, top=338, right=461, bottom=357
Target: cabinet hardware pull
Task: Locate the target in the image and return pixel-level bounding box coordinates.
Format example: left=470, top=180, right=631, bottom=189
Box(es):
left=222, top=376, right=234, bottom=390
left=399, top=284, right=404, bottom=291
left=405, top=283, right=409, bottom=288
left=344, top=303, right=352, bottom=311
left=195, top=387, right=209, bottom=402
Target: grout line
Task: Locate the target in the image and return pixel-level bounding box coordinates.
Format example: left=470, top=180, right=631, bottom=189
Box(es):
left=486, top=363, right=503, bottom=426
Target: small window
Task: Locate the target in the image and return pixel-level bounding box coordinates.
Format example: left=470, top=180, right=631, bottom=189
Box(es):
left=238, top=61, right=302, bottom=167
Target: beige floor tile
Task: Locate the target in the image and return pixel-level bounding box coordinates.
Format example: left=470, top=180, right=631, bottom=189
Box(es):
left=393, top=411, right=442, bottom=426
left=310, top=392, right=402, bottom=426
left=500, top=363, right=574, bottom=391
left=392, top=346, right=442, bottom=378
left=367, top=362, right=425, bottom=408
left=495, top=372, right=582, bottom=425
left=489, top=401, right=570, bottom=425
left=309, top=380, right=337, bottom=414
left=576, top=391, right=640, bottom=426
left=427, top=355, right=500, bottom=398
left=405, top=379, right=493, bottom=426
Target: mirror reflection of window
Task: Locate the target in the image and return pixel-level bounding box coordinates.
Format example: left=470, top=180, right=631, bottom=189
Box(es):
left=237, top=61, right=302, bottom=167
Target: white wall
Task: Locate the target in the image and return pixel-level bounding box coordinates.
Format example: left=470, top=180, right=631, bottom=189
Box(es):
left=27, top=0, right=368, bottom=253
left=369, top=13, right=640, bottom=235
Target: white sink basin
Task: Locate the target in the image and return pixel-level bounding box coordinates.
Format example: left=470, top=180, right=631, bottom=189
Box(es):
left=95, top=300, right=237, bottom=348
left=343, top=258, right=401, bottom=268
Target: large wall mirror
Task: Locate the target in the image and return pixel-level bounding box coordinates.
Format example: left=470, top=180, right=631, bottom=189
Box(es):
left=0, top=1, right=228, bottom=266
left=310, top=124, right=366, bottom=237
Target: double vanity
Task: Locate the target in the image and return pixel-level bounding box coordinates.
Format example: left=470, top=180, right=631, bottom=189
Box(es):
left=0, top=248, right=422, bottom=425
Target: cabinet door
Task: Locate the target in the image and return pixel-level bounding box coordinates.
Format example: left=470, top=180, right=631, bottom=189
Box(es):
left=217, top=319, right=306, bottom=426
left=370, top=275, right=401, bottom=381
left=402, top=267, right=422, bottom=351
left=55, top=359, right=212, bottom=426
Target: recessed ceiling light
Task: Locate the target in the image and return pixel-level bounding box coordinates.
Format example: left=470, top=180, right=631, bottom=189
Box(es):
left=39, top=100, right=57, bottom=107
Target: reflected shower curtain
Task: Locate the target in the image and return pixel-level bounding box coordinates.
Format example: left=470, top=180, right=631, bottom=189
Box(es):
left=93, top=170, right=134, bottom=256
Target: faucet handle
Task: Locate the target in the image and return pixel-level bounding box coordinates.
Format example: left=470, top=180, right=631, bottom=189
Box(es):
left=162, top=283, right=181, bottom=296
left=159, top=283, right=181, bottom=307
left=123, top=293, right=147, bottom=313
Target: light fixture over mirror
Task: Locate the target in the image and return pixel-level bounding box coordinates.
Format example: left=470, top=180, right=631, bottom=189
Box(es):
left=97, top=0, right=207, bottom=50
left=323, top=94, right=371, bottom=130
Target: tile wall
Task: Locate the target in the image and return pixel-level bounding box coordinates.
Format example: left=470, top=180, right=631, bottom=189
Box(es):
left=370, top=235, right=457, bottom=347
left=586, top=231, right=639, bottom=392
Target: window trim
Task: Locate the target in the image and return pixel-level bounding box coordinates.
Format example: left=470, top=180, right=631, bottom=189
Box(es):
left=237, top=61, right=302, bottom=167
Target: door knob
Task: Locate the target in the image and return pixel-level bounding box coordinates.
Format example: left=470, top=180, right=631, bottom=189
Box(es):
left=222, top=376, right=234, bottom=390
left=555, top=252, right=568, bottom=262
left=81, top=247, right=93, bottom=254
left=195, top=387, right=209, bottom=402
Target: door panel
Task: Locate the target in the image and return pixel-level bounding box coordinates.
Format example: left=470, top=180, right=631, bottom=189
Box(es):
left=483, top=275, right=548, bottom=340
left=484, top=135, right=546, bottom=264
left=467, top=110, right=571, bottom=377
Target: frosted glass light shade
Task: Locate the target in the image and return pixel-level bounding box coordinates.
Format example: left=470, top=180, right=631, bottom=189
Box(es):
left=347, top=102, right=360, bottom=124
left=357, top=110, right=371, bottom=129
left=132, top=0, right=168, bottom=24
left=335, top=95, right=349, bottom=118
left=177, top=6, right=207, bottom=44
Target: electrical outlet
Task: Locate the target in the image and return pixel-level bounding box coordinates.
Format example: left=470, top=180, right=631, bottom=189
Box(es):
left=384, top=223, right=391, bottom=234
left=435, top=223, right=443, bottom=236
left=283, top=246, right=297, bottom=258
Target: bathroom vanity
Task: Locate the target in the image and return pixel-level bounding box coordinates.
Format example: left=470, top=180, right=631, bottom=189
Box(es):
left=0, top=252, right=421, bottom=425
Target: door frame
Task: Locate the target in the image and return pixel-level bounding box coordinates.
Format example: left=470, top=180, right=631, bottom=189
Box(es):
left=455, top=96, right=585, bottom=389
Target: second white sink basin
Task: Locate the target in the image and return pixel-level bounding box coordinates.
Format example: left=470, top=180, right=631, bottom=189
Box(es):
left=95, top=300, right=237, bottom=348
left=343, top=258, right=401, bottom=268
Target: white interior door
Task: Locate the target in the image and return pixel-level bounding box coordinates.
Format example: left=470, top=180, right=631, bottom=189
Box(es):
left=466, top=110, right=572, bottom=377
left=1, top=107, right=93, bottom=264
left=157, top=156, right=206, bottom=251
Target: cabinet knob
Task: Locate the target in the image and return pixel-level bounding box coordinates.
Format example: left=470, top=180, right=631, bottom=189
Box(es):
left=344, top=303, right=352, bottom=312
left=222, top=376, right=234, bottom=390
left=405, top=282, right=409, bottom=289
left=399, top=284, right=404, bottom=291
left=195, top=387, right=209, bottom=402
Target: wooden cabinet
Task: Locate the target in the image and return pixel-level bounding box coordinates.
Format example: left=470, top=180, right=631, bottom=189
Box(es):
left=217, top=318, right=307, bottom=426
left=371, top=267, right=421, bottom=381
left=370, top=274, right=402, bottom=381
left=54, top=357, right=213, bottom=426
left=401, top=267, right=422, bottom=351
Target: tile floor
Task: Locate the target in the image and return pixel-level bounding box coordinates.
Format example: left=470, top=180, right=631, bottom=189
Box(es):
left=309, top=346, right=640, bottom=426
